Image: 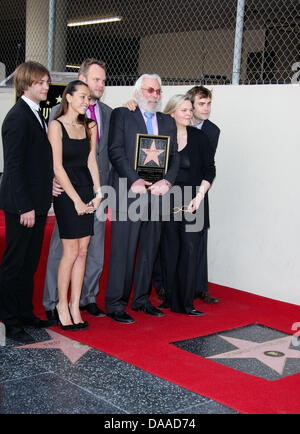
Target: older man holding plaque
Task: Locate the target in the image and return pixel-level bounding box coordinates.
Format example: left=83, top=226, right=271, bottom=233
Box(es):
left=105, top=74, right=179, bottom=324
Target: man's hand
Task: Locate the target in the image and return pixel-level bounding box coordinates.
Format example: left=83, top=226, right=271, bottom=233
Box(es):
left=130, top=178, right=152, bottom=194
left=123, top=99, right=138, bottom=112
left=20, top=210, right=35, bottom=227
left=52, top=177, right=64, bottom=197
left=148, top=179, right=170, bottom=196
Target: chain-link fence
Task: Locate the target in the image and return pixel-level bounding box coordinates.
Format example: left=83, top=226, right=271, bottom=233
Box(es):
left=0, top=0, right=299, bottom=85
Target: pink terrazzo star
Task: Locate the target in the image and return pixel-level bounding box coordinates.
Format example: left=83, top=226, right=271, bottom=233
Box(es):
left=14, top=329, right=91, bottom=364
left=208, top=335, right=300, bottom=375
left=141, top=140, right=165, bottom=166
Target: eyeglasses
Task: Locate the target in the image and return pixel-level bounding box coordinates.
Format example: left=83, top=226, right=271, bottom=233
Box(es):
left=141, top=87, right=162, bottom=96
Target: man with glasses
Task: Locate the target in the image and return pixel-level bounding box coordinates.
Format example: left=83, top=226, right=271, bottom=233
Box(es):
left=105, top=74, right=179, bottom=324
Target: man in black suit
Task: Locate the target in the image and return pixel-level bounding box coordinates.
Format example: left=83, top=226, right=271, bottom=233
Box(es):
left=43, top=59, right=112, bottom=320
left=105, top=74, right=180, bottom=324
left=186, top=86, right=220, bottom=303
left=0, top=61, right=54, bottom=343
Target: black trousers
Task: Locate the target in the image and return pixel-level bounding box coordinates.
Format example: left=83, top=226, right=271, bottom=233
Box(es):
left=161, top=220, right=205, bottom=313
left=195, top=228, right=209, bottom=294
left=153, top=227, right=209, bottom=296
left=105, top=219, right=161, bottom=313
left=0, top=212, right=47, bottom=327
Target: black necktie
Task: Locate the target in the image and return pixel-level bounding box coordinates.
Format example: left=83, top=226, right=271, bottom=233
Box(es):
left=38, top=108, right=46, bottom=131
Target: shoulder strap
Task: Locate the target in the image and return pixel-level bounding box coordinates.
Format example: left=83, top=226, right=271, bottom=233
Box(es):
left=55, top=119, right=67, bottom=135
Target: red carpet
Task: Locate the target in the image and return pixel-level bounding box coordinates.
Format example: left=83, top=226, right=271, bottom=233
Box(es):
left=1, top=210, right=300, bottom=414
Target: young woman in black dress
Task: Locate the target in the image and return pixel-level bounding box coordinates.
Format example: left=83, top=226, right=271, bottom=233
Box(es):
left=48, top=80, right=102, bottom=330
left=161, top=95, right=216, bottom=315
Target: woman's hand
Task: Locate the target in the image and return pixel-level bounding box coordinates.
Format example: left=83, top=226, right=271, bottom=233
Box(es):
left=74, top=199, right=93, bottom=216
left=187, top=195, right=203, bottom=213
left=187, top=187, right=205, bottom=213
left=90, top=195, right=102, bottom=210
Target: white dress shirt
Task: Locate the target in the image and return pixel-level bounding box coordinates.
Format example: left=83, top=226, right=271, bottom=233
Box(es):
left=21, top=95, right=47, bottom=131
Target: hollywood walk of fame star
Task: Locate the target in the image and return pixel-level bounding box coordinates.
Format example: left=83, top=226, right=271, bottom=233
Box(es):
left=208, top=335, right=300, bottom=375
left=14, top=330, right=91, bottom=364
left=141, top=141, right=165, bottom=166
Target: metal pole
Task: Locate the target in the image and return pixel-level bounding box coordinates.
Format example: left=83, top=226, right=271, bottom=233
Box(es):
left=232, top=0, right=246, bottom=84
left=48, top=0, right=55, bottom=71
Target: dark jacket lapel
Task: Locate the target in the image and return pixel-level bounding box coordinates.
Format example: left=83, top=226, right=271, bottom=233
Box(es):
left=19, top=98, right=48, bottom=136
left=133, top=107, right=148, bottom=134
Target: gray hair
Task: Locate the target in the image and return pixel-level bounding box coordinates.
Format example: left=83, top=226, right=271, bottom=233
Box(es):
left=134, top=73, right=162, bottom=94
left=164, top=94, right=191, bottom=115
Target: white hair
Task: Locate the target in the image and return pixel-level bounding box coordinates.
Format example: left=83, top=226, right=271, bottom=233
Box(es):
left=134, top=73, right=162, bottom=94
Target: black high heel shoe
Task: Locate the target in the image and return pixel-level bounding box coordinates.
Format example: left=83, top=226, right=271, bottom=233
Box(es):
left=54, top=307, right=78, bottom=331
left=68, top=305, right=89, bottom=330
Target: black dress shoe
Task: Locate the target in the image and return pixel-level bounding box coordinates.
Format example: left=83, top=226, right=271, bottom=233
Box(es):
left=21, top=316, right=55, bottom=328
left=46, top=309, right=56, bottom=320
left=158, top=300, right=170, bottom=309
left=132, top=304, right=164, bottom=317
left=186, top=309, right=205, bottom=317
left=107, top=311, right=135, bottom=324
left=6, top=326, right=35, bottom=344
left=80, top=303, right=106, bottom=317
left=197, top=291, right=219, bottom=304
left=156, top=288, right=166, bottom=301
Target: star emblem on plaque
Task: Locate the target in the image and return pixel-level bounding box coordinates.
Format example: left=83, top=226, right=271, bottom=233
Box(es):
left=134, top=133, right=170, bottom=183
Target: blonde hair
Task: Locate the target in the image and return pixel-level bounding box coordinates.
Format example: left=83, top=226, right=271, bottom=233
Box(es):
left=164, top=94, right=191, bottom=115
left=78, top=58, right=106, bottom=78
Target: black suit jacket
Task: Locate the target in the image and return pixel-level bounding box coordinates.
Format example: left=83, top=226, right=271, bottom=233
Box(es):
left=0, top=98, right=53, bottom=215
left=108, top=107, right=180, bottom=213
left=175, top=126, right=215, bottom=228
left=202, top=119, right=220, bottom=156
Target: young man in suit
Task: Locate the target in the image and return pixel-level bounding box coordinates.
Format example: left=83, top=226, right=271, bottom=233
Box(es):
left=186, top=86, right=220, bottom=303
left=43, top=59, right=112, bottom=321
left=105, top=74, right=180, bottom=324
left=0, top=61, right=54, bottom=343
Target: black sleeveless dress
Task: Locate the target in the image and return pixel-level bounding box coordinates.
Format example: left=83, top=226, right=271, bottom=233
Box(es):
left=53, top=120, right=94, bottom=239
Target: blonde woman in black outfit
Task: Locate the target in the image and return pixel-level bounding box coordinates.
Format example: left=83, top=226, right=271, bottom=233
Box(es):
left=161, top=95, right=215, bottom=315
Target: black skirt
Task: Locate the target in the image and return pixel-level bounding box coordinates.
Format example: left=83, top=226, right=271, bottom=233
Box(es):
left=53, top=185, right=94, bottom=239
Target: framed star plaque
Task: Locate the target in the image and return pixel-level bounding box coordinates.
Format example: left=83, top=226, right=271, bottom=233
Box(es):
left=134, top=133, right=170, bottom=183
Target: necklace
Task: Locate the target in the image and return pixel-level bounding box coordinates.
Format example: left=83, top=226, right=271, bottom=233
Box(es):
left=63, top=121, right=81, bottom=126
left=62, top=117, right=81, bottom=126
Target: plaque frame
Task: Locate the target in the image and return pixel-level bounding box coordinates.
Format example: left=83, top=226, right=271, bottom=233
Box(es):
left=133, top=133, right=171, bottom=183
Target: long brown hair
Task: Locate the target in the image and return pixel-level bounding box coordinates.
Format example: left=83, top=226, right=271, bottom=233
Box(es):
left=55, top=80, right=95, bottom=140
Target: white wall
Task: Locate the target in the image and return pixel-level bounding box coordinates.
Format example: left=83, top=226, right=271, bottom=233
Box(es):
left=206, top=84, right=300, bottom=306
left=1, top=83, right=300, bottom=306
